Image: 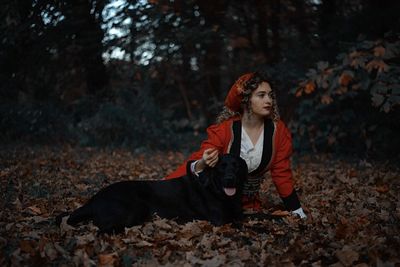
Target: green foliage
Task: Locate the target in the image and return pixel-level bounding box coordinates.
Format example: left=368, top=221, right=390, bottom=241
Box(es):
left=74, top=88, right=172, bottom=148
left=292, top=34, right=400, bottom=158
left=0, top=83, right=205, bottom=150
left=0, top=103, right=70, bottom=143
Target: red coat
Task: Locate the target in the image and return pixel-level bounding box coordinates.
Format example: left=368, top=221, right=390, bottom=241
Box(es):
left=165, top=116, right=298, bottom=212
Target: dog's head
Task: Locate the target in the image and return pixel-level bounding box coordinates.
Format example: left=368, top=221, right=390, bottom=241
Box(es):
left=200, top=154, right=248, bottom=197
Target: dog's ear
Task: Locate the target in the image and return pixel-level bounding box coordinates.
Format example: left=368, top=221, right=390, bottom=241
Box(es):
left=198, top=166, right=216, bottom=187
left=236, top=157, right=248, bottom=179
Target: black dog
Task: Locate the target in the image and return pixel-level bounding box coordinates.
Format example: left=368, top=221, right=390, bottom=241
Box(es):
left=57, top=154, right=248, bottom=233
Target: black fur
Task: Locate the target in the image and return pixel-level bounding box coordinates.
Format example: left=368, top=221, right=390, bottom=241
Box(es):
left=57, top=154, right=248, bottom=234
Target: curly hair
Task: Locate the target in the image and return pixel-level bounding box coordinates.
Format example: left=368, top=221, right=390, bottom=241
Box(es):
left=216, top=71, right=280, bottom=123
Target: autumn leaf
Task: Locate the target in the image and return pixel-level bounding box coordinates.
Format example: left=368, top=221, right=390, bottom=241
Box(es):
left=339, top=72, right=353, bottom=86
left=371, top=93, right=385, bottom=107
left=305, top=81, right=316, bottom=94
left=376, top=184, right=389, bottom=193
left=335, top=86, right=348, bottom=95
left=349, top=51, right=360, bottom=58
left=153, top=218, right=173, bottom=230
left=20, top=240, right=36, bottom=256
left=321, top=94, right=333, bottom=104
left=373, top=46, right=385, bottom=57
left=366, top=59, right=389, bottom=73
left=348, top=170, right=358, bottom=178
left=295, top=88, right=303, bottom=97
left=98, top=253, right=118, bottom=267
left=336, top=248, right=359, bottom=266
left=317, top=61, right=329, bottom=71
left=271, top=210, right=290, bottom=217
left=27, top=205, right=42, bottom=215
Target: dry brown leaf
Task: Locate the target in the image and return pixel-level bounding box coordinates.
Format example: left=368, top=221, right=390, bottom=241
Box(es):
left=76, top=233, right=96, bottom=246
left=271, top=210, right=290, bottom=217
left=59, top=215, right=75, bottom=236
left=339, top=73, right=352, bottom=86
left=98, top=252, right=118, bottom=267
left=134, top=240, right=153, bottom=248
left=336, top=248, right=359, bottom=266
left=348, top=170, right=358, bottom=178
left=153, top=218, right=172, bottom=230
left=19, top=240, right=36, bottom=256
left=73, top=249, right=96, bottom=267
left=180, top=222, right=203, bottom=239
left=366, top=59, right=389, bottom=73
left=321, top=94, right=333, bottom=104
left=236, top=248, right=251, bottom=261
left=375, top=184, right=389, bottom=193
left=305, top=81, right=316, bottom=94
left=295, top=88, right=303, bottom=97
left=373, top=46, right=385, bottom=57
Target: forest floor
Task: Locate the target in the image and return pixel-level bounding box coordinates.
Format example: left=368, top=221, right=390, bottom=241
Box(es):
left=0, top=145, right=399, bottom=266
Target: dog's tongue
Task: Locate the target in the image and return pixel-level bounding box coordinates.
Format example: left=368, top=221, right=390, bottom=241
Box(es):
left=223, top=188, right=236, bottom=196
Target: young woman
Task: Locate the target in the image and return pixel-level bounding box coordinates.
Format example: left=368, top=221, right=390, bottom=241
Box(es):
left=165, top=72, right=306, bottom=218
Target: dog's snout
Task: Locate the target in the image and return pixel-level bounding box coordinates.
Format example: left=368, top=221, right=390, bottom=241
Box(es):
left=224, top=175, right=236, bottom=186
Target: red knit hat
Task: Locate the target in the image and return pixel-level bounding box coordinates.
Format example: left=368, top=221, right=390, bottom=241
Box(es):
left=224, top=73, right=254, bottom=112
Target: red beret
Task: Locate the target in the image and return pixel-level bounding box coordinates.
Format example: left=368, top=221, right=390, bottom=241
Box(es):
left=224, top=73, right=254, bottom=112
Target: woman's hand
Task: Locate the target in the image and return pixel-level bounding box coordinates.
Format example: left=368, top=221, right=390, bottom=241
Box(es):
left=292, top=207, right=307, bottom=219
left=195, top=148, right=219, bottom=173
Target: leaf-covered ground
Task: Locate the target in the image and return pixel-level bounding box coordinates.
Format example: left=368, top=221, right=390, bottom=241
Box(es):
left=1, top=145, right=399, bottom=266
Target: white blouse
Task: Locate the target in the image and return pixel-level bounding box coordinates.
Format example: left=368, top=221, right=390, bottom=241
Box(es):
left=240, top=126, right=264, bottom=173
left=190, top=126, right=264, bottom=175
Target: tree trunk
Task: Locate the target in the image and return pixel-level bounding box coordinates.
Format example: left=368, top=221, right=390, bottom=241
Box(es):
left=270, top=0, right=281, bottom=63
left=255, top=0, right=269, bottom=61
left=63, top=0, right=109, bottom=98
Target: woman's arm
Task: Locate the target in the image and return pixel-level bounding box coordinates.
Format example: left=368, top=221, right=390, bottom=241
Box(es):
left=270, top=121, right=306, bottom=217
left=165, top=122, right=228, bottom=179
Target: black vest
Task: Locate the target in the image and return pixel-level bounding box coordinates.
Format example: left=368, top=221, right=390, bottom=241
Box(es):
left=228, top=119, right=275, bottom=195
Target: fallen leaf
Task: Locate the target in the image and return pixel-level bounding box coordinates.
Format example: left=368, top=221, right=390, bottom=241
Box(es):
left=98, top=253, right=118, bottom=267
left=59, top=215, right=75, bottom=236
left=153, top=218, right=172, bottom=230
left=305, top=81, right=316, bottom=94
left=271, top=210, right=290, bottom=217
left=375, top=184, right=389, bottom=193
left=44, top=243, right=58, bottom=261
left=134, top=240, right=153, bottom=247
left=373, top=46, right=385, bottom=57
left=19, top=240, right=36, bottom=256
left=339, top=72, right=353, bottom=86
left=321, top=94, right=333, bottom=104
left=336, top=248, right=359, bottom=266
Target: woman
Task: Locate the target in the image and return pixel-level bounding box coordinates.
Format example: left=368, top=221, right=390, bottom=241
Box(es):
left=165, top=72, right=306, bottom=218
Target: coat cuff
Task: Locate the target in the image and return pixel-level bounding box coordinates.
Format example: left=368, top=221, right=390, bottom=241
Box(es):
left=281, top=190, right=301, bottom=211
left=186, top=160, right=198, bottom=178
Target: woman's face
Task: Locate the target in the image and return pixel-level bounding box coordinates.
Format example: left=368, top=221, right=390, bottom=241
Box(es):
left=249, top=82, right=273, bottom=118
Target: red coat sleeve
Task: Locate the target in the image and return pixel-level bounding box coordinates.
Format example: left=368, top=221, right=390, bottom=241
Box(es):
left=164, top=122, right=228, bottom=179
left=270, top=120, right=295, bottom=197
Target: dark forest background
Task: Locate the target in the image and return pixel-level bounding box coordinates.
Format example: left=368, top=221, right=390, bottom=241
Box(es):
left=1, top=0, right=399, bottom=160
